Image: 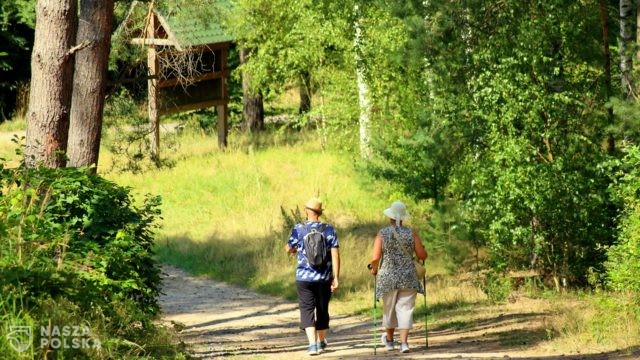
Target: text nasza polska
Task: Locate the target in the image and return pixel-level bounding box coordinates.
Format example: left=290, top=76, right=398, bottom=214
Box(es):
left=40, top=325, right=101, bottom=349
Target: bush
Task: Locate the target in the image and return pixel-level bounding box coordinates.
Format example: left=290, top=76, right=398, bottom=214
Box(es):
left=0, top=163, right=176, bottom=358
left=478, top=271, right=512, bottom=303
left=606, top=146, right=640, bottom=294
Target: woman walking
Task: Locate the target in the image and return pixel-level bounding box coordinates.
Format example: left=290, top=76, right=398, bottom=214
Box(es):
left=369, top=201, right=428, bottom=353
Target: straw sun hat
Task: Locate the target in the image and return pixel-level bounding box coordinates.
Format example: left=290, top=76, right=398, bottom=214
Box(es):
left=304, top=197, right=324, bottom=214
left=383, top=201, right=410, bottom=221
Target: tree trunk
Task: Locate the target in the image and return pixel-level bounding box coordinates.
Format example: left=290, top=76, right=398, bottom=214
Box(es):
left=637, top=1, right=640, bottom=66
left=354, top=5, right=371, bottom=159
left=240, top=48, right=264, bottom=132
left=620, top=0, right=633, bottom=97
left=599, top=0, right=615, bottom=153
left=25, top=0, right=78, bottom=168
left=68, top=0, right=115, bottom=171
left=299, top=71, right=311, bottom=114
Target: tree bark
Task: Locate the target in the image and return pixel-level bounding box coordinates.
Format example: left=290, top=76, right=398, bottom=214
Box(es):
left=240, top=48, right=264, bottom=132
left=68, top=0, right=115, bottom=170
left=637, top=1, right=640, bottom=66
left=598, top=0, right=615, bottom=154
left=299, top=71, right=311, bottom=114
left=620, top=0, right=633, bottom=98
left=354, top=5, right=371, bottom=159
left=25, top=0, right=78, bottom=168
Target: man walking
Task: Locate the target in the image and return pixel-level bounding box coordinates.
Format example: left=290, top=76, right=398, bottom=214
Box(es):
left=285, top=197, right=340, bottom=356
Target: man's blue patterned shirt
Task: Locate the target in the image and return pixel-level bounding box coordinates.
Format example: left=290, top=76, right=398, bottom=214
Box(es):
left=288, top=221, right=339, bottom=282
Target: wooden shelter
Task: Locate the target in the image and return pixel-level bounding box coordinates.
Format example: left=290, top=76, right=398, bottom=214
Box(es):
left=124, top=0, right=233, bottom=157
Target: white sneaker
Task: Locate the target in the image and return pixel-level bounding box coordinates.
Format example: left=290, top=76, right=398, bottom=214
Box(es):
left=400, top=342, right=410, bottom=353
left=380, top=334, right=394, bottom=351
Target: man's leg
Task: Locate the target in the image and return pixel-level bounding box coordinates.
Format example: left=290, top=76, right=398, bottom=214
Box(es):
left=304, top=327, right=317, bottom=345
left=315, top=280, right=332, bottom=351
left=296, top=281, right=317, bottom=345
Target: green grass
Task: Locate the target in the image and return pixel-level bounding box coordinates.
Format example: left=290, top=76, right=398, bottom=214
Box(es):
left=103, top=128, right=401, bottom=313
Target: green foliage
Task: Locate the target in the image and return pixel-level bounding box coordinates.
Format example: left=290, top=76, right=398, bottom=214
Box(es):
left=478, top=271, right=512, bottom=304
left=0, top=160, right=172, bottom=358
left=606, top=145, right=640, bottom=293
left=103, top=88, right=178, bottom=173
left=364, top=0, right=619, bottom=287
left=0, top=0, right=35, bottom=119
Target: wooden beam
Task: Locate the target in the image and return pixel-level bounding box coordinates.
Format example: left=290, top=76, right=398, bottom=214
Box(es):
left=158, top=99, right=228, bottom=116
left=221, top=47, right=228, bottom=99
left=217, top=104, right=228, bottom=149
left=147, top=14, right=160, bottom=164
left=131, top=38, right=176, bottom=46
left=157, top=69, right=229, bottom=88
left=217, top=48, right=229, bottom=149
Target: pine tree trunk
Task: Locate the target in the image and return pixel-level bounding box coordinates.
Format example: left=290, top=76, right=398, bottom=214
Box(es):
left=240, top=48, right=264, bottom=132
left=25, top=0, right=78, bottom=168
left=68, top=0, right=115, bottom=170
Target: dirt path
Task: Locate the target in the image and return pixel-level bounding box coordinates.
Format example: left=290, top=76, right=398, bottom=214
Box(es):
left=158, top=265, right=635, bottom=360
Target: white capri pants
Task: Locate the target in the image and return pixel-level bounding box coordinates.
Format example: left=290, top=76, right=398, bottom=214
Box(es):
left=381, top=288, right=418, bottom=329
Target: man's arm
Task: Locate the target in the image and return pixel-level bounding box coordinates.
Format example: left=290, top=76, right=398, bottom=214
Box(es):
left=330, top=247, right=340, bottom=292
left=286, top=226, right=299, bottom=253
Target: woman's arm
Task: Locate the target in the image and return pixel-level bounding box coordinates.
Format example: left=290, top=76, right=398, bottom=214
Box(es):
left=370, top=231, right=383, bottom=275
left=413, top=230, right=428, bottom=261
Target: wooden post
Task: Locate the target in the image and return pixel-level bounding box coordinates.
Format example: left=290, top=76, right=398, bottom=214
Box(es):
left=217, top=46, right=229, bottom=149
left=147, top=14, right=160, bottom=163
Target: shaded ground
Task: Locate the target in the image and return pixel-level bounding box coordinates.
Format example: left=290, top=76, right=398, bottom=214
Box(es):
left=158, top=265, right=638, bottom=360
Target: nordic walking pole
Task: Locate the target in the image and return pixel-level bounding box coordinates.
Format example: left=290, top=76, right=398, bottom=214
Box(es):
left=422, top=259, right=428, bottom=348
left=368, top=263, right=377, bottom=355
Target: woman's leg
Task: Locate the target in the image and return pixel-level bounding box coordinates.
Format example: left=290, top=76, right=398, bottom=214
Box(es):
left=395, top=289, right=418, bottom=343
left=398, top=328, right=409, bottom=343
left=381, top=290, right=399, bottom=342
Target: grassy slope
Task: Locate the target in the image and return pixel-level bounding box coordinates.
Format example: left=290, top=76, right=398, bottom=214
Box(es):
left=103, top=129, right=401, bottom=310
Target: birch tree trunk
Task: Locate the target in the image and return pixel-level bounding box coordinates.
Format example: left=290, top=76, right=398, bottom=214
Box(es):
left=354, top=5, right=371, bottom=159
left=25, top=0, right=78, bottom=167
left=68, top=0, right=115, bottom=170
left=240, top=48, right=264, bottom=132
left=620, top=0, right=633, bottom=97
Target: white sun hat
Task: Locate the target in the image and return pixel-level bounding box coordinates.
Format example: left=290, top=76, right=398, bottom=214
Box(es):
left=383, top=201, right=410, bottom=221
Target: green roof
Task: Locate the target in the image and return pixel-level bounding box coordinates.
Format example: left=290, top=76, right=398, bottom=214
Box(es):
left=126, top=0, right=233, bottom=50
left=158, top=0, right=233, bottom=48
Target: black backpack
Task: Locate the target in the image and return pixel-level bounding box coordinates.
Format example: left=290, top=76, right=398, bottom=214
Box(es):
left=301, top=223, right=329, bottom=269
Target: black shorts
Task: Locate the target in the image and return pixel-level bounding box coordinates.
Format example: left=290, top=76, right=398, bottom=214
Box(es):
left=295, top=280, right=332, bottom=330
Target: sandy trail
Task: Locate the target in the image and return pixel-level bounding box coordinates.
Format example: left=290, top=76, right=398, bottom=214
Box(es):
left=158, top=265, right=636, bottom=360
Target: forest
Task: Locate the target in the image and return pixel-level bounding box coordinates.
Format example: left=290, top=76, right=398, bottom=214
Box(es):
left=1, top=0, right=640, bottom=358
